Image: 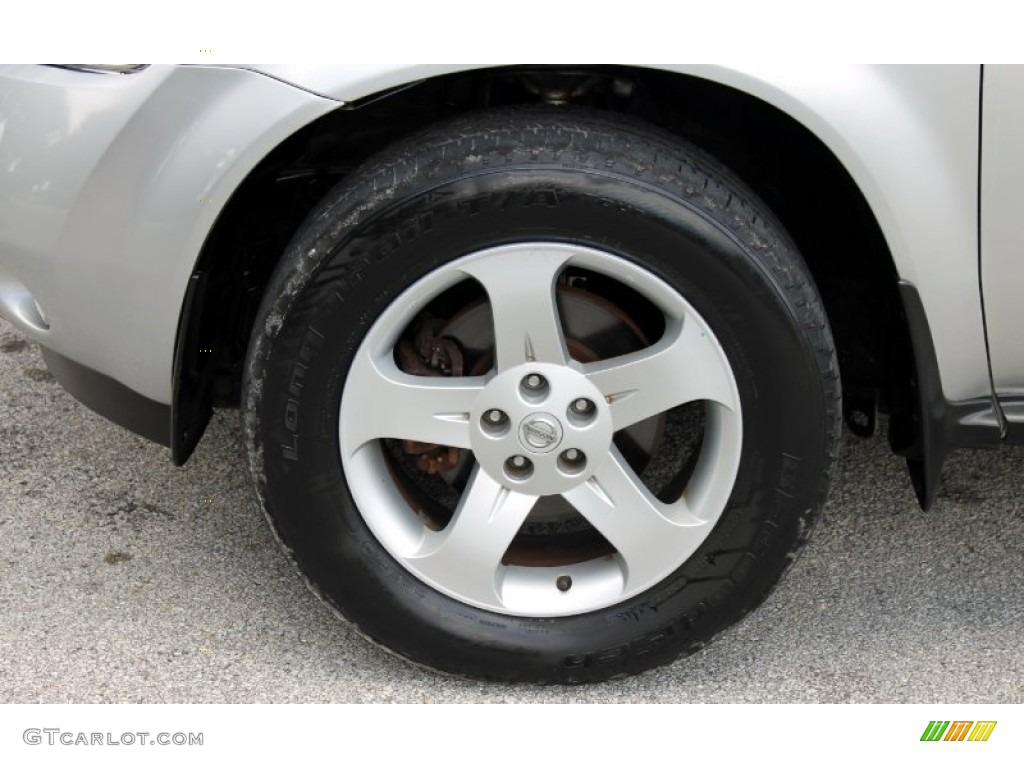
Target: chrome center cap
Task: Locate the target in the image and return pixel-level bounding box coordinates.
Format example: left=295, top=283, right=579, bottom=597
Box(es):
left=519, top=413, right=563, bottom=454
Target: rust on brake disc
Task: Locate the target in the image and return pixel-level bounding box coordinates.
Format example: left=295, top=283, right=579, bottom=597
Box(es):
left=396, top=316, right=465, bottom=474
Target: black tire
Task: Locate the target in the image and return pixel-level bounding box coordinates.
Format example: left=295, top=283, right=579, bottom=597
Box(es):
left=242, top=106, right=841, bottom=683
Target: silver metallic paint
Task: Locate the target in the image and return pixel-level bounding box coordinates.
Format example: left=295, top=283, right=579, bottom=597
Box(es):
left=0, top=63, right=994, bottom=407
left=0, top=64, right=337, bottom=402
left=981, top=65, right=1024, bottom=395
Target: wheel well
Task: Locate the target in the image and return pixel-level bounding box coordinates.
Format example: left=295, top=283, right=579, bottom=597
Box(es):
left=172, top=65, right=910, bottom=463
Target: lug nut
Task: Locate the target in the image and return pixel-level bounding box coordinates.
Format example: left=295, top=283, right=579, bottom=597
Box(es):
left=504, top=455, right=534, bottom=480
left=568, top=398, right=596, bottom=424
left=558, top=448, right=587, bottom=475
left=480, top=408, right=510, bottom=436
left=519, top=373, right=550, bottom=402
left=556, top=575, right=572, bottom=592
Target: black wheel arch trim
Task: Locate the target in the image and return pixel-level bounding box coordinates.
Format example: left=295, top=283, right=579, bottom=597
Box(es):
left=171, top=271, right=212, bottom=465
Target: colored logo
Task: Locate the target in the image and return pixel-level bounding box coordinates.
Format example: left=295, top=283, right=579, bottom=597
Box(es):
left=920, top=721, right=997, bottom=742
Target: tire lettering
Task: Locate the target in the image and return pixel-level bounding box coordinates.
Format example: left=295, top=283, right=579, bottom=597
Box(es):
left=524, top=189, right=558, bottom=207
left=561, top=618, right=685, bottom=668
left=779, top=452, right=801, bottom=495
left=457, top=198, right=481, bottom=215
left=368, top=213, right=435, bottom=261
left=288, top=362, right=307, bottom=397
left=284, top=399, right=299, bottom=431
left=397, top=212, right=433, bottom=238
left=280, top=327, right=325, bottom=461
left=451, top=188, right=566, bottom=217
left=281, top=434, right=299, bottom=462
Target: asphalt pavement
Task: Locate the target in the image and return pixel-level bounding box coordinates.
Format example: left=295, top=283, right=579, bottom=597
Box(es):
left=1, top=317, right=1021, bottom=703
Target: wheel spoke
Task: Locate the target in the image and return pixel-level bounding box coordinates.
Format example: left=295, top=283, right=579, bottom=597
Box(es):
left=582, top=314, right=738, bottom=430
left=409, top=466, right=537, bottom=606
left=459, top=247, right=571, bottom=371
left=562, top=448, right=710, bottom=591
left=341, top=354, right=484, bottom=456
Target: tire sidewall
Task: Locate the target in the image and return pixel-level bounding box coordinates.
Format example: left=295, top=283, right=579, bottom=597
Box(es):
left=247, top=151, right=832, bottom=683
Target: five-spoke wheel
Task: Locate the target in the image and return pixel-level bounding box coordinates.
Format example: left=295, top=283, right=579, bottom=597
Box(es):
left=243, top=106, right=839, bottom=682
left=340, top=243, right=741, bottom=616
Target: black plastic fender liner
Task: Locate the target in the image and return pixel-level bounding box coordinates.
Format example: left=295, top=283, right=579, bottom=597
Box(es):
left=891, top=280, right=1002, bottom=509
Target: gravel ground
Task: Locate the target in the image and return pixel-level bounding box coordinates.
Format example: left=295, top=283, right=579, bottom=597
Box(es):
left=1, top=316, right=1021, bottom=703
